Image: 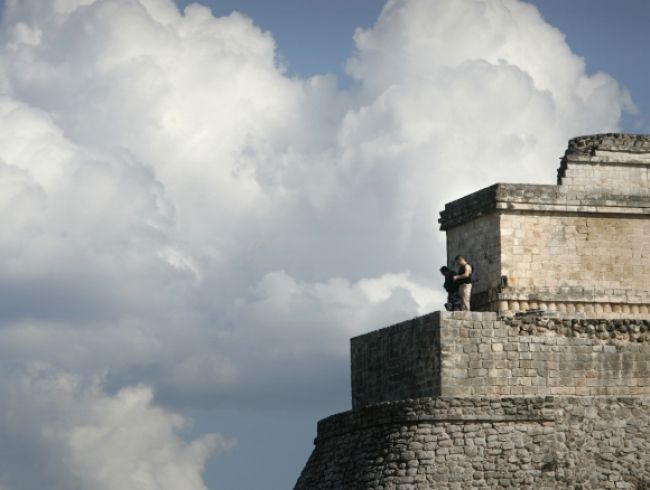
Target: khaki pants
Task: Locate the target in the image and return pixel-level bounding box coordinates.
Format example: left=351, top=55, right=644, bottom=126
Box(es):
left=459, top=283, right=472, bottom=311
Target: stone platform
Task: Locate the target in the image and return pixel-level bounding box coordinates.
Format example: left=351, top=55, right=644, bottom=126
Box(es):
left=295, top=311, right=650, bottom=489
left=352, top=311, right=650, bottom=407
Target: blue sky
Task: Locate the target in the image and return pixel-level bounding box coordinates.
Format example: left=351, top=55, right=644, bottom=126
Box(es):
left=0, top=1, right=647, bottom=489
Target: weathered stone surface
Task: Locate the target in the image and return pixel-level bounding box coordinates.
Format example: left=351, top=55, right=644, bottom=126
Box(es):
left=565, top=133, right=650, bottom=155
left=295, top=396, right=650, bottom=490
left=301, top=308, right=650, bottom=487
left=352, top=312, right=650, bottom=404
left=351, top=313, right=442, bottom=409
left=559, top=133, right=650, bottom=190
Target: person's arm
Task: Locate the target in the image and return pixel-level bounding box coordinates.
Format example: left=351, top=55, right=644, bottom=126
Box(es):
left=453, top=264, right=472, bottom=281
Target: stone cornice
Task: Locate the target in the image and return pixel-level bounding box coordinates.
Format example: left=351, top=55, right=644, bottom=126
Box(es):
left=566, top=133, right=650, bottom=155
left=316, top=396, right=553, bottom=441
left=557, top=133, right=650, bottom=183
left=439, top=183, right=650, bottom=230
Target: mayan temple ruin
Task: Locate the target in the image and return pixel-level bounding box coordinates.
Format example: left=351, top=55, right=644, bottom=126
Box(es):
left=294, top=134, right=650, bottom=489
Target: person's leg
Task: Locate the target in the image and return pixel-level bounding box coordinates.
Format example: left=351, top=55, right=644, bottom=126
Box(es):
left=445, top=294, right=452, bottom=311
left=450, top=292, right=460, bottom=311
left=459, top=284, right=472, bottom=311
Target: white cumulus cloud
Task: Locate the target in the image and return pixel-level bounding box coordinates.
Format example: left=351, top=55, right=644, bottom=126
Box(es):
left=0, top=365, right=233, bottom=490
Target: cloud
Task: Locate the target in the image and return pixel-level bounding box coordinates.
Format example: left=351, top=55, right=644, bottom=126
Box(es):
left=0, top=365, right=233, bottom=490
left=0, top=0, right=634, bottom=486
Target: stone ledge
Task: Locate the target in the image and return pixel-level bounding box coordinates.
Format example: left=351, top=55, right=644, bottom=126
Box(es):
left=480, top=297, right=650, bottom=319
left=317, top=396, right=555, bottom=441
left=314, top=395, right=650, bottom=442
left=439, top=182, right=650, bottom=229
left=350, top=310, right=496, bottom=343
left=566, top=133, right=650, bottom=155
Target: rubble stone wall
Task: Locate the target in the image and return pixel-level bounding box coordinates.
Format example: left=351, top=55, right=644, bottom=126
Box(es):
left=294, top=396, right=650, bottom=490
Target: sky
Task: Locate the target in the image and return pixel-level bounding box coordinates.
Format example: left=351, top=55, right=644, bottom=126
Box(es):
left=0, top=0, right=647, bottom=489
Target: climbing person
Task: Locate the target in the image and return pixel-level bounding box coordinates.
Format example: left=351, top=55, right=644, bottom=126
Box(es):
left=440, top=266, right=460, bottom=311
left=453, top=255, right=473, bottom=311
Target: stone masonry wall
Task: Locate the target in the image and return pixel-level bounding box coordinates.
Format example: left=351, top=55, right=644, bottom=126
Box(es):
left=351, top=312, right=650, bottom=406
left=440, top=312, right=650, bottom=397
left=300, top=307, right=650, bottom=489
left=445, top=213, right=501, bottom=307
left=294, top=396, right=650, bottom=490
left=351, top=314, right=441, bottom=409
left=558, top=133, right=650, bottom=192
left=499, top=211, right=650, bottom=315
left=559, top=161, right=650, bottom=193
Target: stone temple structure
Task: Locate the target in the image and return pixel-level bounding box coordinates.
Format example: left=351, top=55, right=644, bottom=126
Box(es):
left=442, top=133, right=650, bottom=316
left=294, top=134, right=650, bottom=489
